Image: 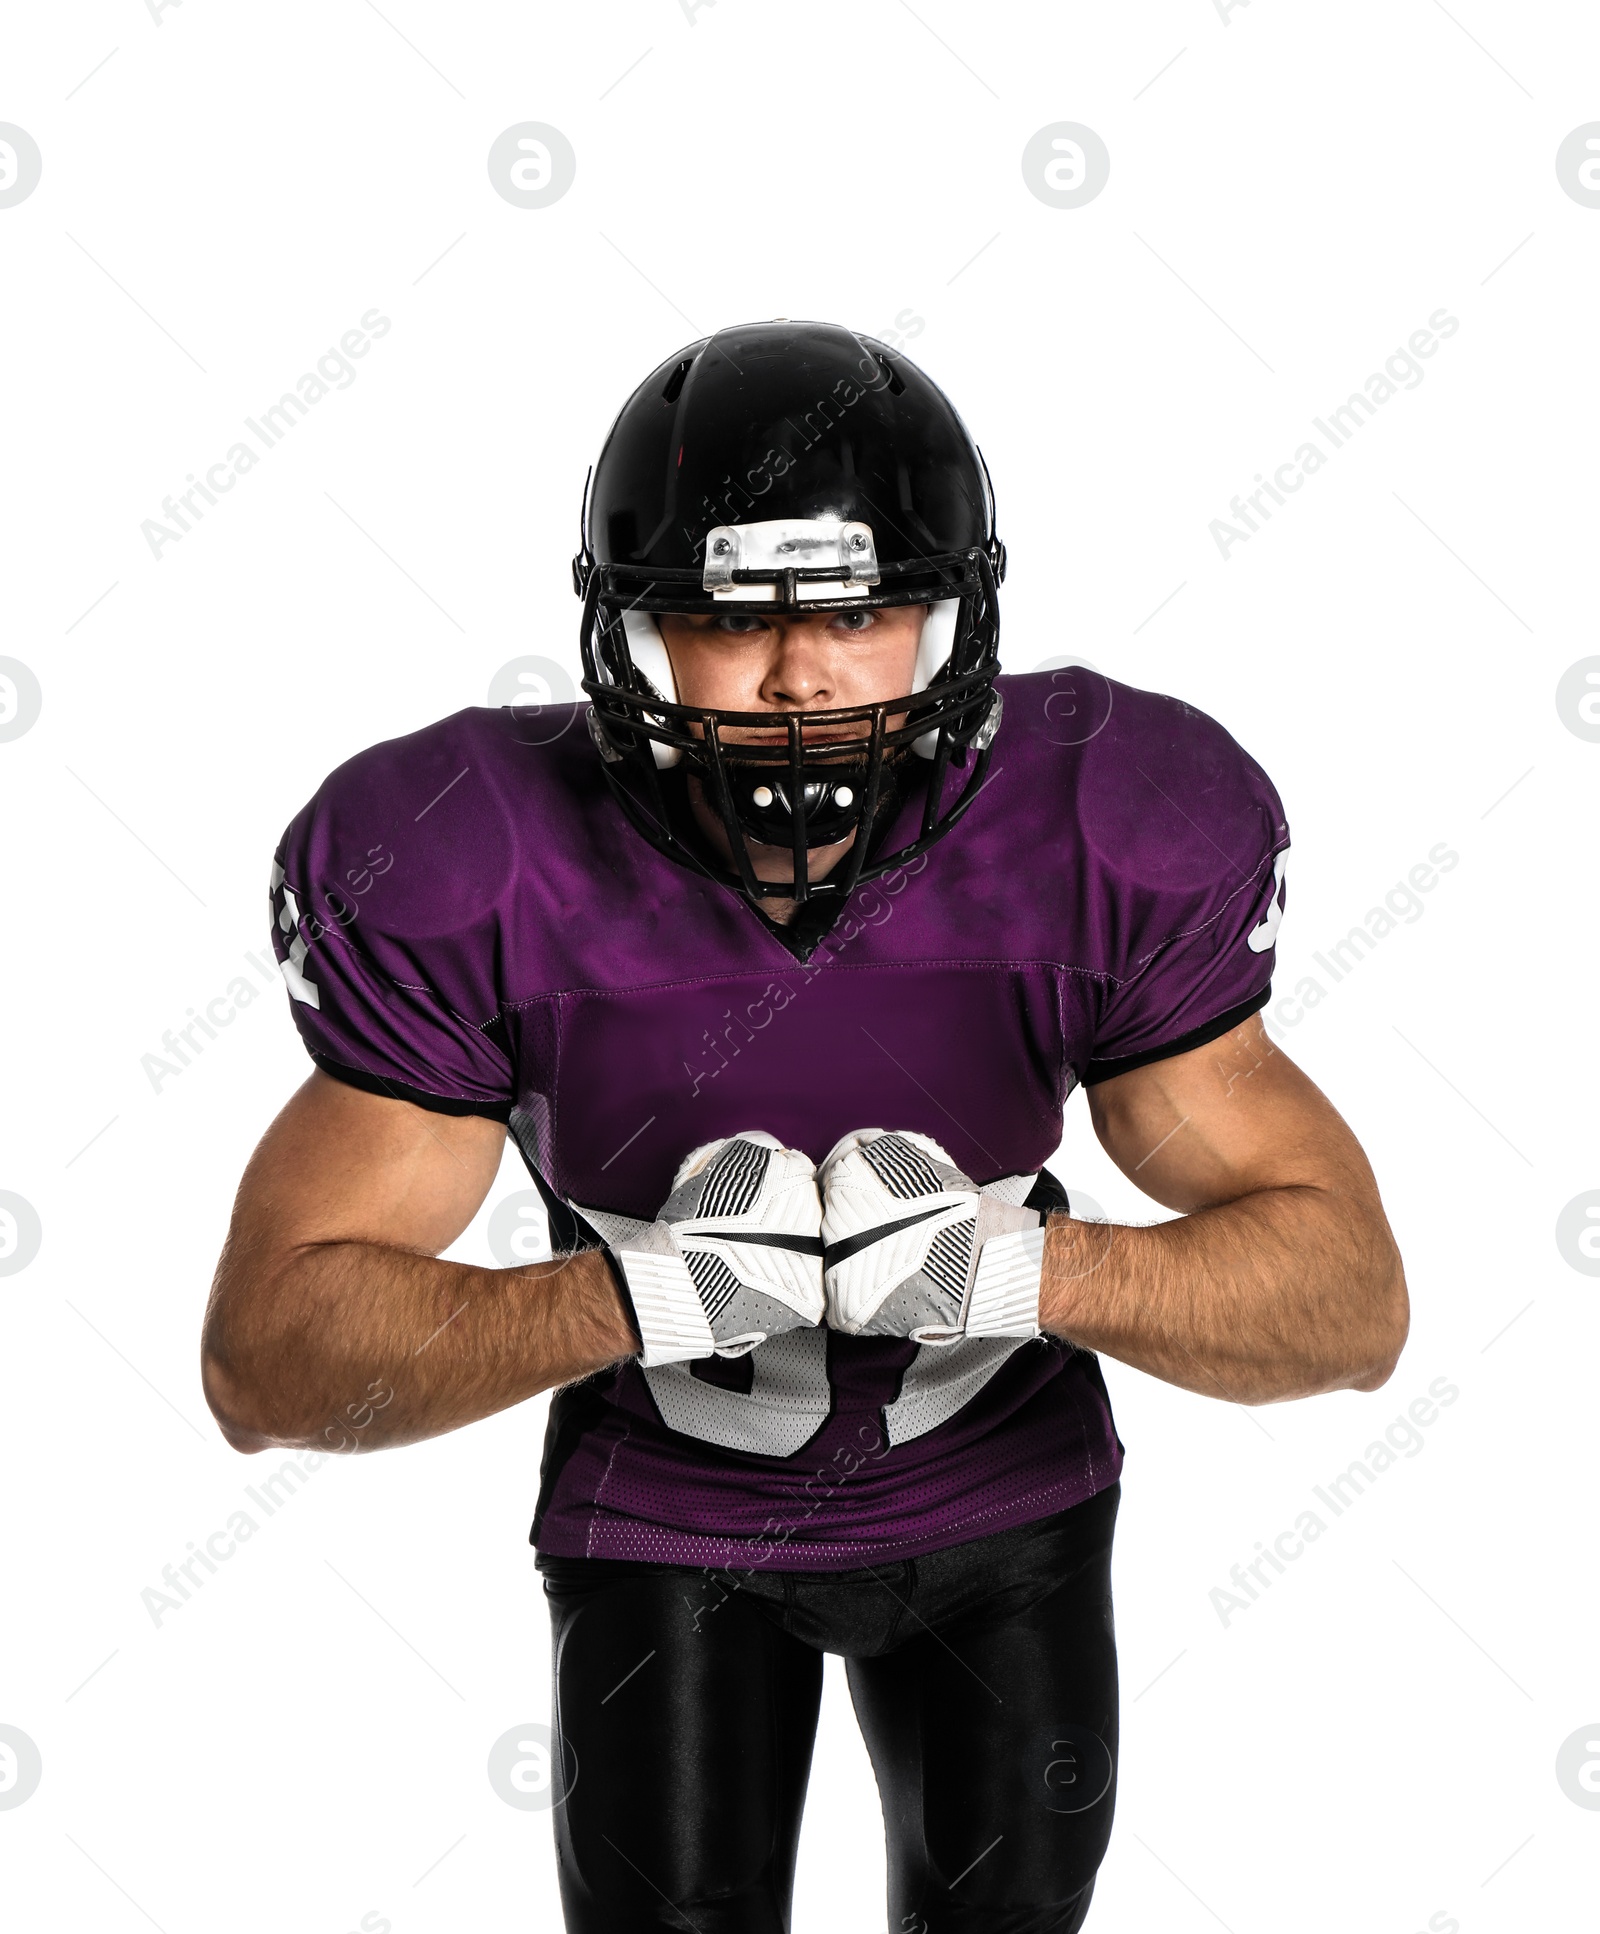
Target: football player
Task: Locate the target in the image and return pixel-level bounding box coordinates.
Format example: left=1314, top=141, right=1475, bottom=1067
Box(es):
left=202, top=321, right=1408, bottom=1933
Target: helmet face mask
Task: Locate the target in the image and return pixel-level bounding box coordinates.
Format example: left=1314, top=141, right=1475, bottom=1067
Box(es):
left=574, top=320, right=1007, bottom=909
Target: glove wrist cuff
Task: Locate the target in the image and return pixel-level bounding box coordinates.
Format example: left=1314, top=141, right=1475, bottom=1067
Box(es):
left=964, top=1225, right=1047, bottom=1338
left=611, top=1239, right=716, bottom=1367
left=593, top=1245, right=645, bottom=1356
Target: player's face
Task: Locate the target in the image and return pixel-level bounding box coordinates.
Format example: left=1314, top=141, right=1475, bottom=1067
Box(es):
left=657, top=604, right=927, bottom=740
left=656, top=603, right=927, bottom=908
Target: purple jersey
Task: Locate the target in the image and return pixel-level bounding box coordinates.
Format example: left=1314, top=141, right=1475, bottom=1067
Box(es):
left=269, top=671, right=1288, bottom=1568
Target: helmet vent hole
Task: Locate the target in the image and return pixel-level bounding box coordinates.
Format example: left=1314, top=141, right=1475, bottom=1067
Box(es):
left=876, top=354, right=906, bottom=396
left=661, top=358, right=694, bottom=404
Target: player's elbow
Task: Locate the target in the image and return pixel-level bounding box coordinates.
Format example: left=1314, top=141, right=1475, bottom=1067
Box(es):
left=200, top=1339, right=277, bottom=1453
left=200, top=1291, right=320, bottom=1454
left=1346, top=1230, right=1409, bottom=1392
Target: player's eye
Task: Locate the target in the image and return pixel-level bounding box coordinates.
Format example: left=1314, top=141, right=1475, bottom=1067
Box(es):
left=832, top=608, right=876, bottom=633
left=714, top=614, right=769, bottom=635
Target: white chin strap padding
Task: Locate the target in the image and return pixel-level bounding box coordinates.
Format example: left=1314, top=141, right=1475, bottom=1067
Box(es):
left=912, top=599, right=961, bottom=760
left=621, top=610, right=683, bottom=769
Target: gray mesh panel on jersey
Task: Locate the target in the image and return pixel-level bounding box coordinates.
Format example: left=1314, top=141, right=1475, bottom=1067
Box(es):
left=573, top=1204, right=653, bottom=1249
left=861, top=1134, right=944, bottom=1200
left=642, top=1326, right=833, bottom=1455
left=645, top=1328, right=1032, bottom=1453
left=883, top=1338, right=1029, bottom=1446
left=646, top=1315, right=1029, bottom=1454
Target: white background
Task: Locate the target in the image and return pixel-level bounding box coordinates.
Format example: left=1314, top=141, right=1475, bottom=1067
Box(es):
left=2, top=2, right=1597, bottom=1930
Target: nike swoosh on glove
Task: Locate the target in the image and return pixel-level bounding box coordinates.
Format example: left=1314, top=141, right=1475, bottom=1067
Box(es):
left=573, top=1131, right=824, bottom=1367
left=819, top=1129, right=1053, bottom=1345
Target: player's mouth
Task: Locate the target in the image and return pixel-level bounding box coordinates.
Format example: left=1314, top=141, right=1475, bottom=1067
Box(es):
left=734, top=730, right=863, bottom=746
left=719, top=721, right=875, bottom=749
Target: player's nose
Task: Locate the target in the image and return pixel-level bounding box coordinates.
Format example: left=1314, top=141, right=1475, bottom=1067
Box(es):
left=760, top=621, right=835, bottom=708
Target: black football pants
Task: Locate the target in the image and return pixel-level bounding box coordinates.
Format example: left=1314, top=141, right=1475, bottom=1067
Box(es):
left=538, top=1481, right=1120, bottom=1933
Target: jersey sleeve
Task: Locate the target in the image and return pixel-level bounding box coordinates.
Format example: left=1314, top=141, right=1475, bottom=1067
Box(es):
left=268, top=742, right=516, bottom=1122
left=1082, top=704, right=1289, bottom=1085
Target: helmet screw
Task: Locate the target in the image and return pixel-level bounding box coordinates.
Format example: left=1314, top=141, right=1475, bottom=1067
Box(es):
left=752, top=785, right=774, bottom=808
left=835, top=786, right=855, bottom=807
left=712, top=537, right=731, bottom=555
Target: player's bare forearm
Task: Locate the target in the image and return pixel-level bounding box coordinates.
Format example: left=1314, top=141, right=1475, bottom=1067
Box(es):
left=204, top=1241, right=635, bottom=1454
left=1042, top=1015, right=1408, bottom=1405
left=201, top=1072, right=638, bottom=1455
left=1039, top=1183, right=1404, bottom=1403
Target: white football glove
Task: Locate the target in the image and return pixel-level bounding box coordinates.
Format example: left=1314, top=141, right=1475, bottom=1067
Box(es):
left=574, top=1131, right=825, bottom=1367
left=819, top=1129, right=1052, bottom=1345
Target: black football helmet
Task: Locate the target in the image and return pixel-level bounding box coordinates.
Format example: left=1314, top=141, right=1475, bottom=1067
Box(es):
left=574, top=319, right=1007, bottom=906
